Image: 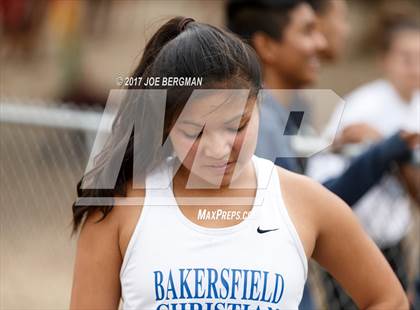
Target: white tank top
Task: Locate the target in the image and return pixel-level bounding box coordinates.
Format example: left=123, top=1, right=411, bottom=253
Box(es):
left=120, top=155, right=307, bottom=310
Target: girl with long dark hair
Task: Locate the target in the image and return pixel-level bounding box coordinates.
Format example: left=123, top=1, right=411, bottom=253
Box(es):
left=70, top=17, right=407, bottom=309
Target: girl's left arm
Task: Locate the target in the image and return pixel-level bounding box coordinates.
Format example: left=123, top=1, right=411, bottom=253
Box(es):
left=309, top=180, right=409, bottom=310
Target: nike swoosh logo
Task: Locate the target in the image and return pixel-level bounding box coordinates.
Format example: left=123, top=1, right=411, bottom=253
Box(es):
left=257, top=226, right=279, bottom=234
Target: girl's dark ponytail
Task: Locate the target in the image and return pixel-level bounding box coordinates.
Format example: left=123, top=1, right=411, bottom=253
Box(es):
left=71, top=17, right=198, bottom=234
left=130, top=17, right=195, bottom=84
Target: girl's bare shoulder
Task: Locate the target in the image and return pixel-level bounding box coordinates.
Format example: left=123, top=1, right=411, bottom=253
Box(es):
left=114, top=180, right=146, bottom=259
left=79, top=179, right=146, bottom=256
left=275, top=166, right=350, bottom=256
left=276, top=166, right=343, bottom=208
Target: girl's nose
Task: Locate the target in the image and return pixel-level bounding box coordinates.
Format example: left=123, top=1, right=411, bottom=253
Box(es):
left=202, top=131, right=232, bottom=160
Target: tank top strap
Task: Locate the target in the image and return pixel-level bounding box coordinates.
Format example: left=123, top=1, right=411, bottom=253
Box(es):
left=145, top=158, right=174, bottom=189
left=263, top=158, right=308, bottom=279
left=143, top=157, right=177, bottom=206
left=252, top=155, right=277, bottom=191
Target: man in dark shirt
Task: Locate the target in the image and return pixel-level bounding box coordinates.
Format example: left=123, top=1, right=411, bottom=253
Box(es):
left=227, top=0, right=416, bottom=204
left=227, top=0, right=418, bottom=309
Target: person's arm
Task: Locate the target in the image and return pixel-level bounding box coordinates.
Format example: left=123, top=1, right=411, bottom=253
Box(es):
left=398, top=164, right=420, bottom=206
left=333, top=123, right=382, bottom=146
left=70, top=178, right=145, bottom=309
left=299, top=175, right=409, bottom=309
left=397, top=131, right=420, bottom=206
left=70, top=208, right=123, bottom=309
left=322, top=131, right=413, bottom=206
left=279, top=168, right=408, bottom=309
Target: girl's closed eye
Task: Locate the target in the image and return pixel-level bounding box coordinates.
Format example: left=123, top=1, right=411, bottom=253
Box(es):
left=182, top=122, right=248, bottom=139
left=183, top=129, right=203, bottom=139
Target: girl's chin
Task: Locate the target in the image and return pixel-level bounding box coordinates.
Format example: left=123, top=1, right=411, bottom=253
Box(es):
left=186, top=170, right=235, bottom=188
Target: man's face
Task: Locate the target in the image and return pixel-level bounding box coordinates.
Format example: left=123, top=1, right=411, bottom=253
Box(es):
left=384, top=30, right=420, bottom=97
left=317, top=0, right=350, bottom=61
left=271, top=3, right=327, bottom=87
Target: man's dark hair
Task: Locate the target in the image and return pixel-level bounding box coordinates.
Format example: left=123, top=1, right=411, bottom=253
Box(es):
left=307, top=0, right=331, bottom=15
left=227, top=0, right=313, bottom=42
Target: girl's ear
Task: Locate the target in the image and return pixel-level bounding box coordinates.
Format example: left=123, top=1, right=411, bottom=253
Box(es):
left=251, top=32, right=278, bottom=65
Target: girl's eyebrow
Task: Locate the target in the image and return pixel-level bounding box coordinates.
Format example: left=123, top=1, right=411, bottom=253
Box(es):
left=181, top=120, right=204, bottom=127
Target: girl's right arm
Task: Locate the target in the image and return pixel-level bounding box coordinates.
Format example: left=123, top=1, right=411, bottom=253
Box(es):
left=70, top=208, right=123, bottom=309
left=70, top=179, right=145, bottom=309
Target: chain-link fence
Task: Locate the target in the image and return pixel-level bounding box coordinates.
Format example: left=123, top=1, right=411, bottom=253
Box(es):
left=0, top=99, right=102, bottom=309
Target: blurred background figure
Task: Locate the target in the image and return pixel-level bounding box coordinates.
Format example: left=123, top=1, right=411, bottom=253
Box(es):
left=308, top=2, right=420, bottom=309
left=312, top=0, right=350, bottom=62
left=48, top=0, right=110, bottom=154
left=0, top=0, right=47, bottom=60
left=228, top=0, right=419, bottom=309
left=85, top=0, right=112, bottom=37
left=48, top=0, right=109, bottom=106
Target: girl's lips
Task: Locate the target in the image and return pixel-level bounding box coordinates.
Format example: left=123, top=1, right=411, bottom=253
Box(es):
left=204, top=161, right=236, bottom=174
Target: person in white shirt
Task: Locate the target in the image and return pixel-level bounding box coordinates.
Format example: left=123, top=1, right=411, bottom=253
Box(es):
left=307, top=10, right=420, bottom=310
